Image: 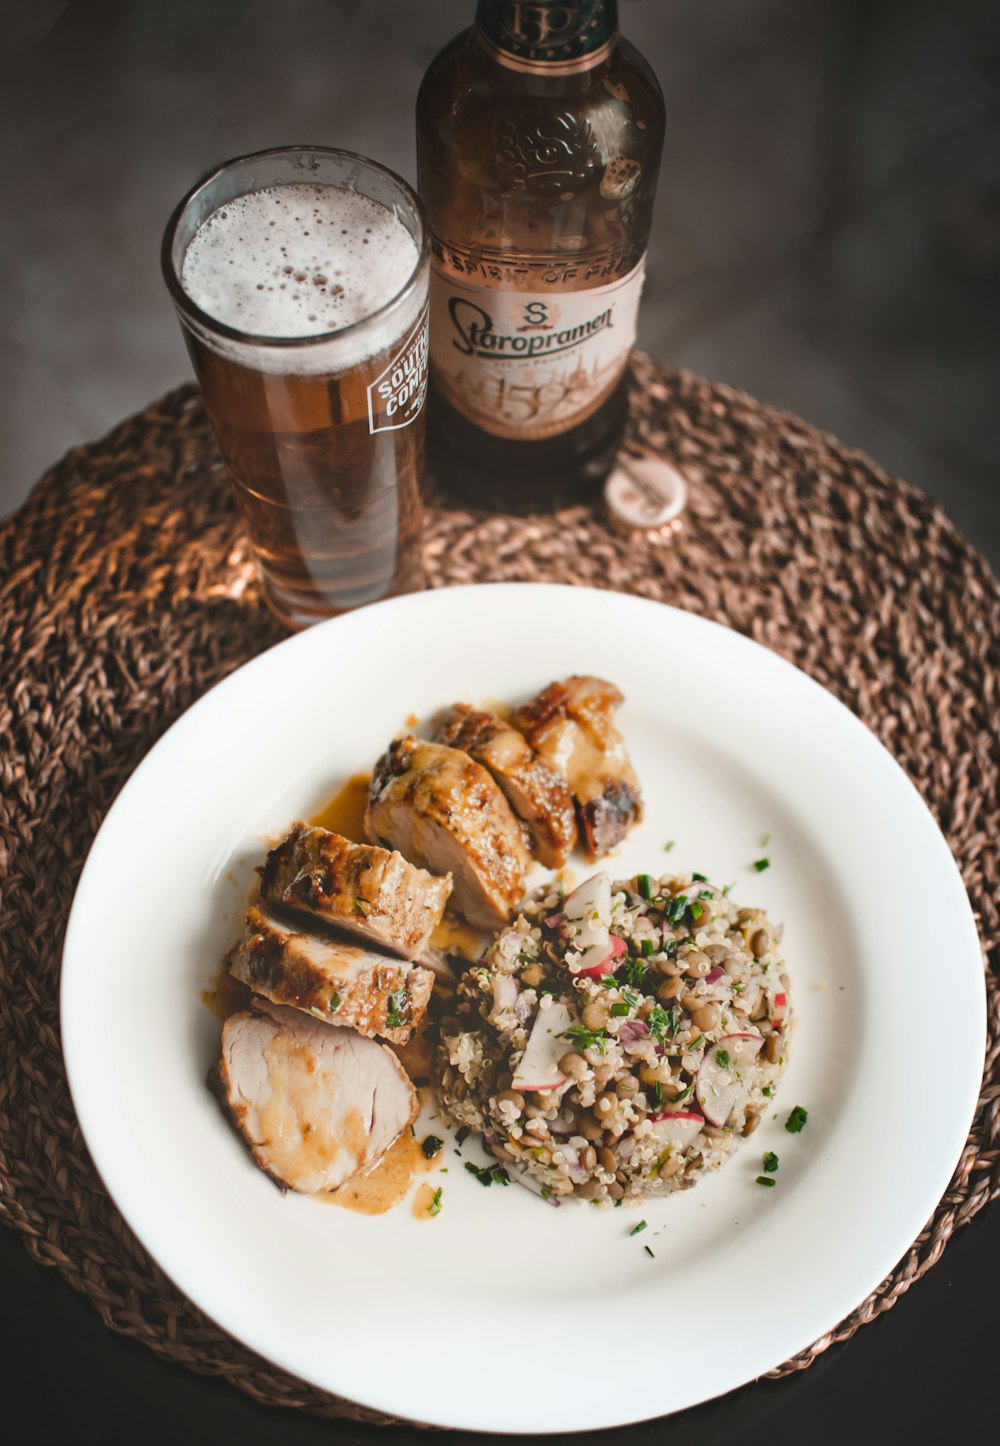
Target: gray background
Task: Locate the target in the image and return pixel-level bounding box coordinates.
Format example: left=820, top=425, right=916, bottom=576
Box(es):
left=2, top=0, right=998, bottom=568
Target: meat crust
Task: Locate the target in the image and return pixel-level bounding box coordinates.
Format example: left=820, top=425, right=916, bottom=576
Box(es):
left=513, top=675, right=642, bottom=859
left=367, top=736, right=529, bottom=931
left=228, top=905, right=433, bottom=1043
left=259, top=824, right=451, bottom=960
left=436, top=703, right=577, bottom=868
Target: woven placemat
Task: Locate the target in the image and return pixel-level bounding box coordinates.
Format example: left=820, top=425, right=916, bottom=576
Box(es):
left=1, top=354, right=998, bottom=1427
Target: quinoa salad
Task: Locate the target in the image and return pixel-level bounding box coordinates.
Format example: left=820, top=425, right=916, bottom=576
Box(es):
left=436, top=870, right=791, bottom=1205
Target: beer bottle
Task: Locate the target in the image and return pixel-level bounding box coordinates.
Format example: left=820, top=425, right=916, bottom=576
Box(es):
left=417, top=0, right=665, bottom=507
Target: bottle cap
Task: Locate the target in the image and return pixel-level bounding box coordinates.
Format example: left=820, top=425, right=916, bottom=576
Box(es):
left=603, top=454, right=687, bottom=541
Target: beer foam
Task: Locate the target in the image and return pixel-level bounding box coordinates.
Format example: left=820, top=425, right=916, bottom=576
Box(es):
left=181, top=183, right=419, bottom=338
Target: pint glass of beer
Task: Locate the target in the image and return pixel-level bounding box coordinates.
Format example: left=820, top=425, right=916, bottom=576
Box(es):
left=162, top=147, right=429, bottom=626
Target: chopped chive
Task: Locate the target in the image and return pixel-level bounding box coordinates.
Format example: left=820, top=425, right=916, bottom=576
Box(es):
left=721, top=881, right=735, bottom=895
left=386, top=988, right=409, bottom=1028
left=610, top=1001, right=631, bottom=1017
left=755, top=1175, right=776, bottom=1188
left=353, top=897, right=371, bottom=915
left=328, top=992, right=342, bottom=1011
left=455, top=1126, right=471, bottom=1147
left=691, top=871, right=708, bottom=882
left=762, top=1151, right=779, bottom=1174
left=672, top=1081, right=695, bottom=1104
left=630, top=1220, right=648, bottom=1236
left=641, top=938, right=654, bottom=957
left=689, top=901, right=704, bottom=922
left=644, top=1244, right=655, bottom=1258
left=762, top=1085, right=774, bottom=1098
left=688, top=1034, right=705, bottom=1052
left=636, top=873, right=654, bottom=900
left=421, top=1135, right=444, bottom=1159
left=308, top=1006, right=325, bottom=1020
left=752, top=858, right=770, bottom=873
left=761, top=832, right=772, bottom=847
left=428, top=1186, right=443, bottom=1216
left=785, top=1105, right=809, bottom=1134
left=663, top=840, right=675, bottom=853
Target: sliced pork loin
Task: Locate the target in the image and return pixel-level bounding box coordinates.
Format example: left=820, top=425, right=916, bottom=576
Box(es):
left=215, top=1002, right=418, bottom=1194
left=259, top=824, right=451, bottom=960
left=435, top=703, right=578, bottom=869
left=367, top=735, right=530, bottom=932
left=513, top=675, right=643, bottom=860
left=228, top=905, right=434, bottom=1043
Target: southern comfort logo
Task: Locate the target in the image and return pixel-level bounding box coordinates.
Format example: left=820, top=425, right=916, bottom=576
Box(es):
left=448, top=296, right=614, bottom=359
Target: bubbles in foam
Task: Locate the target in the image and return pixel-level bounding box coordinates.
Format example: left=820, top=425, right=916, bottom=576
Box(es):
left=180, top=184, right=418, bottom=338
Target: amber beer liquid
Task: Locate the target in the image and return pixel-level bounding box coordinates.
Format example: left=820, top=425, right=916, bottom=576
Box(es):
left=162, top=148, right=429, bottom=627
left=417, top=0, right=665, bottom=505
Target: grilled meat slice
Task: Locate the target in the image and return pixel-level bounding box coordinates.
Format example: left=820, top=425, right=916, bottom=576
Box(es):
left=259, top=824, right=451, bottom=960
left=214, top=1002, right=418, bottom=1194
left=513, top=675, right=642, bottom=859
left=436, top=703, right=578, bottom=868
left=367, top=736, right=529, bottom=931
left=228, top=905, right=433, bottom=1043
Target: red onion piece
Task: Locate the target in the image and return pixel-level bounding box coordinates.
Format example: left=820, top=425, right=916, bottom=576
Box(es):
left=544, top=911, right=564, bottom=930
left=705, top=965, right=726, bottom=985
left=617, top=1019, right=649, bottom=1047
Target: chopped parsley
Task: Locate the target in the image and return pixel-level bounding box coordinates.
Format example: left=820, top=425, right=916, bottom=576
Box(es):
left=428, top=1186, right=443, bottom=1216
left=630, top=1219, right=648, bottom=1236
left=648, top=1006, right=680, bottom=1040
left=561, top=1024, right=609, bottom=1053
left=386, top=988, right=409, bottom=1029
left=464, top=1161, right=510, bottom=1187
left=755, top=1175, right=776, bottom=1188
left=455, top=1126, right=471, bottom=1147
left=752, top=858, right=771, bottom=873
left=785, top=1105, right=809, bottom=1134
left=662, top=894, right=690, bottom=927
left=762, top=1085, right=774, bottom=1098
left=616, top=958, right=650, bottom=991
left=328, top=992, right=342, bottom=1011
left=421, top=1135, right=444, bottom=1159
left=644, top=1244, right=655, bottom=1258
left=715, top=1048, right=732, bottom=1069
left=636, top=873, right=654, bottom=900
left=762, top=1151, right=779, bottom=1174
left=353, top=897, right=371, bottom=915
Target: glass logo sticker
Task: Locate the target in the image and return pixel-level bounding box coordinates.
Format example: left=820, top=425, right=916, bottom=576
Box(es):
left=367, top=304, right=430, bottom=433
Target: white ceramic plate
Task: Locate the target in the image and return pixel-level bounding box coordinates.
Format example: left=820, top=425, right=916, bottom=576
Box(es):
left=61, top=584, right=984, bottom=1434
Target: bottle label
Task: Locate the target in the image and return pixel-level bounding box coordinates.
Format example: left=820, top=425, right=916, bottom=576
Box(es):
left=476, top=1, right=618, bottom=72
left=429, top=257, right=644, bottom=440
left=366, top=303, right=429, bottom=434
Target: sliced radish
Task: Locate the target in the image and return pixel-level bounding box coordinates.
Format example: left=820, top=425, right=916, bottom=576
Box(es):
left=509, top=1165, right=562, bottom=1207
left=575, top=933, right=627, bottom=979
left=770, top=988, right=788, bottom=1024
left=696, top=1033, right=764, bottom=1126
left=563, top=873, right=611, bottom=953
left=511, top=1001, right=574, bottom=1092
left=648, top=1111, right=705, bottom=1148
left=492, top=973, right=519, bottom=1013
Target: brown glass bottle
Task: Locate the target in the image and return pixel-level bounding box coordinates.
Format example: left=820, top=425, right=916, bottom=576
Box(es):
left=416, top=0, right=664, bottom=509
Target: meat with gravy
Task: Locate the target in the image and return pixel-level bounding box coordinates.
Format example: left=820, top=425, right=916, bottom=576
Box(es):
left=259, top=824, right=451, bottom=960
left=513, top=675, right=642, bottom=859
left=228, top=905, right=433, bottom=1043
left=436, top=703, right=578, bottom=868
left=214, top=1001, right=418, bottom=1194
left=367, top=736, right=530, bottom=931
